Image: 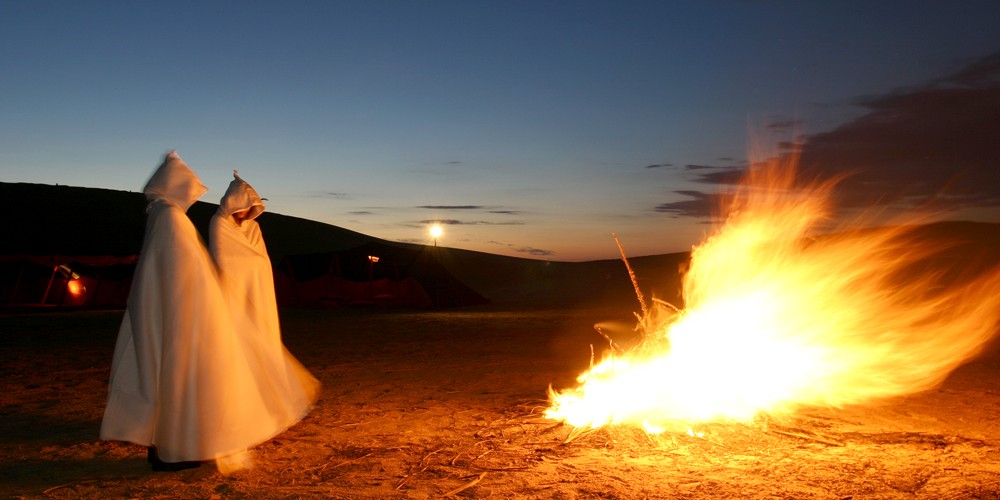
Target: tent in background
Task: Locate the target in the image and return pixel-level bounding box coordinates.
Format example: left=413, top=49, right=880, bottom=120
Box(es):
left=1, top=182, right=489, bottom=310
left=0, top=255, right=137, bottom=307
left=1, top=182, right=147, bottom=308
left=275, top=241, right=489, bottom=309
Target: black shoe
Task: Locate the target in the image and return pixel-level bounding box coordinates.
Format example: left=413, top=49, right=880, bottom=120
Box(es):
left=151, top=459, right=201, bottom=472
left=148, top=446, right=201, bottom=472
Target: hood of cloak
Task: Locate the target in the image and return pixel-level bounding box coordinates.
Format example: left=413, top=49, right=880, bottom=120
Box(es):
left=218, top=171, right=265, bottom=223
left=143, top=151, right=207, bottom=212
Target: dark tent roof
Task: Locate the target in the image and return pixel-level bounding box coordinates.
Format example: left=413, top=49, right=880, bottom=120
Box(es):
left=277, top=241, right=489, bottom=308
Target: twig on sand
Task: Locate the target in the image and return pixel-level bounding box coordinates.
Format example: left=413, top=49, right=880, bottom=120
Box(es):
left=563, top=426, right=598, bottom=444
left=419, top=448, right=444, bottom=467
left=522, top=418, right=558, bottom=426
left=451, top=439, right=497, bottom=465
left=330, top=451, right=377, bottom=469
left=470, top=464, right=530, bottom=472
left=395, top=447, right=444, bottom=490
left=395, top=473, right=415, bottom=490
left=515, top=402, right=550, bottom=414
left=770, top=427, right=843, bottom=447
left=43, top=479, right=99, bottom=496
left=273, top=436, right=329, bottom=443
left=443, top=472, right=487, bottom=497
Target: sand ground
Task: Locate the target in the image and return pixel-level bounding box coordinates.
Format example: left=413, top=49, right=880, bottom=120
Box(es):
left=3, top=305, right=1000, bottom=499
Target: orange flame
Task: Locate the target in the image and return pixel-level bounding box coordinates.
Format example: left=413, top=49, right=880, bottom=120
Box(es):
left=546, top=152, right=1000, bottom=432
left=66, top=279, right=85, bottom=297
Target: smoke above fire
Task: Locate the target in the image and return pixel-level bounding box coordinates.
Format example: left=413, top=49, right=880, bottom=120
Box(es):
left=546, top=151, right=1000, bottom=433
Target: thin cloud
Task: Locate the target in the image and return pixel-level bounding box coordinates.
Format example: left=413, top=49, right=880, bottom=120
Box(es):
left=488, top=241, right=555, bottom=256
left=417, top=205, right=521, bottom=214
left=419, top=219, right=524, bottom=226
left=658, top=50, right=1000, bottom=218
left=653, top=190, right=723, bottom=218
left=307, top=191, right=350, bottom=199
left=766, top=118, right=803, bottom=133
left=422, top=219, right=463, bottom=225
left=945, top=52, right=1000, bottom=86
left=348, top=210, right=375, bottom=215
left=417, top=205, right=483, bottom=210
left=511, top=245, right=555, bottom=257
left=644, top=163, right=674, bottom=169
left=688, top=167, right=745, bottom=184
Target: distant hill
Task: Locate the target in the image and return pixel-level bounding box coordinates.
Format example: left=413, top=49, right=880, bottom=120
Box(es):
left=0, top=182, right=689, bottom=306
left=6, top=182, right=997, bottom=309
left=1, top=182, right=375, bottom=259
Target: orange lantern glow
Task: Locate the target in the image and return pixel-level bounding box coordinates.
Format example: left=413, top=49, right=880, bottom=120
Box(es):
left=66, top=279, right=85, bottom=297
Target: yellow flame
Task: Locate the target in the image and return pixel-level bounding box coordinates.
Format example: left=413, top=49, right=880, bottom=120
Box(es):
left=546, top=153, right=1000, bottom=432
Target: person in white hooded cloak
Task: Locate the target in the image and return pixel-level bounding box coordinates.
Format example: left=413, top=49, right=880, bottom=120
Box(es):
left=100, top=152, right=296, bottom=472
left=209, top=172, right=319, bottom=430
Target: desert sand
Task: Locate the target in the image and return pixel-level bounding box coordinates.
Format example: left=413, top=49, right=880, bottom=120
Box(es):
left=3, top=302, right=1000, bottom=499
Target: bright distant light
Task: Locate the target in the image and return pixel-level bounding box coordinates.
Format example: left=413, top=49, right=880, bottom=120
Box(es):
left=430, top=225, right=443, bottom=248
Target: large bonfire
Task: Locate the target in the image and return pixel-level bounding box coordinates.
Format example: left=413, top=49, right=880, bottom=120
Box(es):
left=546, top=151, right=1000, bottom=435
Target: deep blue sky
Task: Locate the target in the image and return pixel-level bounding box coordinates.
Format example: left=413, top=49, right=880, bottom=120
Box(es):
left=3, top=1, right=1000, bottom=261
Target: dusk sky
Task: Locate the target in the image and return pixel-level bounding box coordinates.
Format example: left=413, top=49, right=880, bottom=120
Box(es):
left=3, top=1, right=1000, bottom=261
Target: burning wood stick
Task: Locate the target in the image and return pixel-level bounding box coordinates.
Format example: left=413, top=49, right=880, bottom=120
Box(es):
left=594, top=324, right=624, bottom=354
left=613, top=233, right=648, bottom=319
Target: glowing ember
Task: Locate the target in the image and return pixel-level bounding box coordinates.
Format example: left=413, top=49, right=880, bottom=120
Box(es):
left=546, top=153, right=1000, bottom=433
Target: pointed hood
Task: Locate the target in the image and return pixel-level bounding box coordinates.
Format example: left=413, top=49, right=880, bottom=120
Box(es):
left=218, top=170, right=265, bottom=222
left=142, top=151, right=207, bottom=212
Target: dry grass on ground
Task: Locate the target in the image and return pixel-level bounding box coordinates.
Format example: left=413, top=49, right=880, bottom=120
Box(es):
left=4, top=306, right=1000, bottom=499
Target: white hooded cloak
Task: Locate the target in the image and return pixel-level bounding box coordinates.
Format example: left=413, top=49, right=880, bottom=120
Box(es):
left=209, top=172, right=319, bottom=432
left=100, top=152, right=293, bottom=463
